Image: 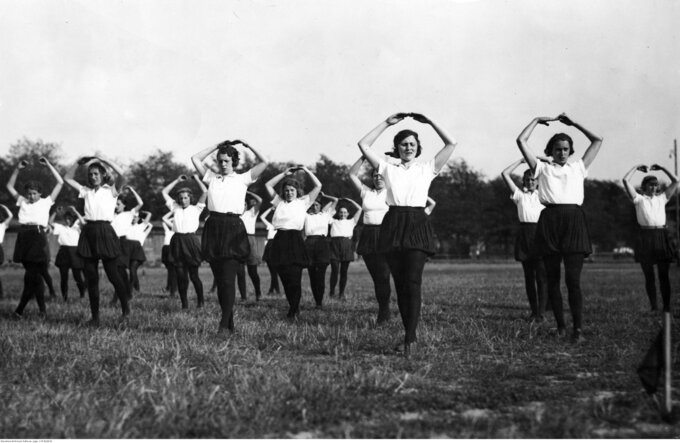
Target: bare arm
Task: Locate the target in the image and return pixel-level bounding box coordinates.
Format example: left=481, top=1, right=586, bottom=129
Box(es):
left=348, top=156, right=365, bottom=194
left=319, top=191, right=339, bottom=213
left=0, top=204, right=13, bottom=226
left=343, top=197, right=362, bottom=224
left=557, top=113, right=603, bottom=169
left=161, top=176, right=182, bottom=203
left=139, top=210, right=152, bottom=224
left=259, top=207, right=274, bottom=229
left=264, top=169, right=291, bottom=199
left=162, top=211, right=174, bottom=228
left=651, top=164, right=679, bottom=199
left=235, top=140, right=268, bottom=180
left=516, top=117, right=556, bottom=171
left=41, top=157, right=64, bottom=202
left=67, top=205, right=86, bottom=226
left=358, top=113, right=408, bottom=169
left=622, top=164, right=645, bottom=201
left=194, top=174, right=208, bottom=205
left=411, top=113, right=458, bottom=173
left=301, top=166, right=323, bottom=205
left=125, top=186, right=144, bottom=212
left=425, top=197, right=437, bottom=215
left=501, top=158, right=524, bottom=193
left=246, top=190, right=263, bottom=212
left=6, top=162, right=25, bottom=201
left=191, top=143, right=220, bottom=178
left=94, top=155, right=126, bottom=193
left=63, top=160, right=84, bottom=191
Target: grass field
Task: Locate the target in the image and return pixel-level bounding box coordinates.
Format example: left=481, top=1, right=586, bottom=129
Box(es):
left=1, top=260, right=679, bottom=438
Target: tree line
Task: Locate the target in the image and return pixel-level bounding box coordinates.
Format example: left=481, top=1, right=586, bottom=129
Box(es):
left=0, top=138, right=657, bottom=258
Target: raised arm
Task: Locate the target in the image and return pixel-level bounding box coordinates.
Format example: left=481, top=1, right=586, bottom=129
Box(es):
left=343, top=197, right=362, bottom=224
left=425, top=197, right=437, bottom=215
left=139, top=210, right=152, bottom=224
left=358, top=113, right=408, bottom=169
left=557, top=113, right=603, bottom=169
left=501, top=158, right=524, bottom=193
left=246, top=191, right=263, bottom=213
left=319, top=191, right=339, bottom=213
left=235, top=140, right=268, bottom=180
left=516, top=116, right=556, bottom=171
left=191, top=143, right=219, bottom=178
left=348, top=157, right=365, bottom=194
left=162, top=211, right=174, bottom=228
left=40, top=157, right=64, bottom=201
left=412, top=113, right=458, bottom=173
left=0, top=204, right=13, bottom=226
left=94, top=155, right=126, bottom=193
left=67, top=205, right=86, bottom=226
left=63, top=159, right=84, bottom=191
left=622, top=164, right=645, bottom=201
left=161, top=175, right=183, bottom=203
left=264, top=168, right=291, bottom=199
left=301, top=166, right=322, bottom=204
left=650, top=164, right=679, bottom=199
left=125, top=186, right=144, bottom=212
left=48, top=207, right=59, bottom=227
left=6, top=161, right=26, bottom=201
left=194, top=174, right=208, bottom=205
left=259, top=207, right=274, bottom=229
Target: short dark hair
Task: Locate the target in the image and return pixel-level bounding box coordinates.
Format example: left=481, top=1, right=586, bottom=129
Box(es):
left=388, top=129, right=422, bottom=158
left=88, top=162, right=112, bottom=184
left=641, top=175, right=659, bottom=188
left=24, top=180, right=42, bottom=193
left=279, top=177, right=303, bottom=198
left=544, top=133, right=574, bottom=157
left=216, top=141, right=240, bottom=167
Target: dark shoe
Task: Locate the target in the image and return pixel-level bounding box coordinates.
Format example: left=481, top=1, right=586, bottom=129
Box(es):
left=556, top=327, right=567, bottom=338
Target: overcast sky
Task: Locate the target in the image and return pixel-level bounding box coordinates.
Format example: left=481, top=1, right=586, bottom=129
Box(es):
left=0, top=0, right=678, bottom=182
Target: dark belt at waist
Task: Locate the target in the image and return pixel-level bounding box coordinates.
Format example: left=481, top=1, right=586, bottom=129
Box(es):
left=19, top=224, right=47, bottom=233
left=209, top=211, right=240, bottom=217
left=388, top=206, right=426, bottom=213
left=640, top=225, right=666, bottom=230
left=84, top=220, right=112, bottom=225
left=543, top=204, right=581, bottom=209
left=306, top=235, right=326, bottom=239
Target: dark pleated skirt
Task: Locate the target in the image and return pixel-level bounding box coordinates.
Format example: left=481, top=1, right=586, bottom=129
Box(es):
left=330, top=237, right=355, bottom=262
left=357, top=224, right=381, bottom=256
left=13, top=226, right=49, bottom=264
left=201, top=212, right=250, bottom=263
left=305, top=235, right=331, bottom=265
left=77, top=221, right=121, bottom=261
left=0, top=244, right=4, bottom=265
left=533, top=205, right=592, bottom=257
left=169, top=233, right=203, bottom=267
left=118, top=237, right=133, bottom=268
left=378, top=206, right=436, bottom=255
left=269, top=230, right=308, bottom=267
left=262, top=241, right=273, bottom=262
left=246, top=235, right=262, bottom=266
left=634, top=228, right=675, bottom=264
left=128, top=240, right=147, bottom=263
left=55, top=245, right=84, bottom=269
left=514, top=223, right=539, bottom=262
left=161, top=245, right=172, bottom=265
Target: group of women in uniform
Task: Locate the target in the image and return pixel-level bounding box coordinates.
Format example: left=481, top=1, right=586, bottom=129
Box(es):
left=3, top=111, right=678, bottom=356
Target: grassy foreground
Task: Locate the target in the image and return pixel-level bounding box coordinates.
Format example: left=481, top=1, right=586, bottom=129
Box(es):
left=0, top=260, right=679, bottom=438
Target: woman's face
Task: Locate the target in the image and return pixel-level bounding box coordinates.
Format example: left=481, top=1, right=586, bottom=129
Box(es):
left=115, top=199, right=125, bottom=213
left=25, top=189, right=41, bottom=203
left=642, top=180, right=660, bottom=196
left=338, top=207, right=349, bottom=220
left=309, top=201, right=321, bottom=214
left=522, top=174, right=538, bottom=192
left=372, top=172, right=385, bottom=190
left=550, top=140, right=571, bottom=165
left=216, top=152, right=234, bottom=175
left=283, top=184, right=297, bottom=202
left=178, top=192, right=191, bottom=209
left=396, top=135, right=418, bottom=163
left=88, top=167, right=103, bottom=187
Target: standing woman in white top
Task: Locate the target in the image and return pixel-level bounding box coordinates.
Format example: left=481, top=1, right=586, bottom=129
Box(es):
left=238, top=191, right=263, bottom=301
left=349, top=156, right=391, bottom=324
left=358, top=112, right=457, bottom=357
left=0, top=204, right=13, bottom=299
left=265, top=166, right=322, bottom=319
left=7, top=157, right=63, bottom=318
left=260, top=206, right=281, bottom=295
left=304, top=192, right=338, bottom=307
left=517, top=113, right=603, bottom=343
left=162, top=174, right=208, bottom=310
left=161, top=213, right=178, bottom=299
left=622, top=164, right=678, bottom=312
left=48, top=206, right=87, bottom=300
left=192, top=140, right=267, bottom=334
left=64, top=156, right=131, bottom=324
left=501, top=158, right=547, bottom=321
left=126, top=210, right=152, bottom=294
left=329, top=198, right=362, bottom=298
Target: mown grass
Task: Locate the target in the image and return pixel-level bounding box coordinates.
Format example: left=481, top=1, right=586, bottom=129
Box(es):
left=1, top=260, right=679, bottom=438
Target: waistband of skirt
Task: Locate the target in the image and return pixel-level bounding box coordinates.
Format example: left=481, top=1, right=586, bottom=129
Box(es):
left=19, top=224, right=47, bottom=232
left=640, top=225, right=666, bottom=230
left=84, top=220, right=112, bottom=225
left=388, top=206, right=426, bottom=213
left=543, top=204, right=581, bottom=209
left=362, top=224, right=381, bottom=228
left=306, top=235, right=326, bottom=239
left=519, top=222, right=538, bottom=226
left=209, top=211, right=241, bottom=217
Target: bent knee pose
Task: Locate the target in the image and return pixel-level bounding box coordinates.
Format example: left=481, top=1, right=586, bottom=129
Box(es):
left=160, top=214, right=178, bottom=298
left=64, top=155, right=131, bottom=324
left=517, top=113, right=603, bottom=343
left=265, top=166, right=322, bottom=319
left=8, top=157, right=63, bottom=318
left=260, top=207, right=281, bottom=295
left=304, top=192, right=338, bottom=307
left=238, top=191, right=264, bottom=301
left=162, top=174, right=208, bottom=309
left=49, top=206, right=87, bottom=300
left=349, top=156, right=391, bottom=324
left=622, top=164, right=678, bottom=312
left=192, top=139, right=267, bottom=334
left=0, top=204, right=13, bottom=299
left=358, top=112, right=457, bottom=357
left=501, top=158, right=547, bottom=321
left=126, top=210, right=152, bottom=294
left=329, top=198, right=362, bottom=298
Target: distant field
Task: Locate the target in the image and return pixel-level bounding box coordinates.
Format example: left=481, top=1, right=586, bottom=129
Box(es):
left=1, top=261, right=679, bottom=438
